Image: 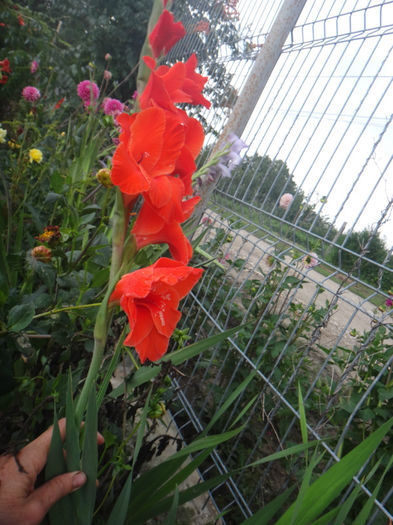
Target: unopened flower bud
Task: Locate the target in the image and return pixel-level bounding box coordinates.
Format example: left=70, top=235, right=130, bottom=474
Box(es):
left=96, top=168, right=113, bottom=188
left=103, top=70, right=112, bottom=80
left=32, top=245, right=52, bottom=263
left=105, top=53, right=112, bottom=61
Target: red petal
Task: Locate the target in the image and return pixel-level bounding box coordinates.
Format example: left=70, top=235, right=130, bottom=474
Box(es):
left=149, top=10, right=186, bottom=58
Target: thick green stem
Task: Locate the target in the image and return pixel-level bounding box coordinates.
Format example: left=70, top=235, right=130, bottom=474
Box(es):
left=109, top=188, right=127, bottom=284
left=75, top=187, right=128, bottom=420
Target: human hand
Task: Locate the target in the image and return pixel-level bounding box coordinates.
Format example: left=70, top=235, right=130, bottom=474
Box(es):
left=0, top=418, right=104, bottom=525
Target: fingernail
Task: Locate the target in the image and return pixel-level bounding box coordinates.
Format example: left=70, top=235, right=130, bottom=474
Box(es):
left=72, top=471, right=87, bottom=490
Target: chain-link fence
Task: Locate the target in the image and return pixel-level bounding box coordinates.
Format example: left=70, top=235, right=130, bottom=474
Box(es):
left=167, top=1, right=393, bottom=522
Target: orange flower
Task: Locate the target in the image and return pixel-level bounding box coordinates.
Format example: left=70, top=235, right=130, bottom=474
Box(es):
left=149, top=9, right=185, bottom=58
left=132, top=176, right=200, bottom=264
left=17, top=14, right=25, bottom=26
left=109, top=257, right=203, bottom=363
left=111, top=107, right=185, bottom=196
left=140, top=55, right=210, bottom=111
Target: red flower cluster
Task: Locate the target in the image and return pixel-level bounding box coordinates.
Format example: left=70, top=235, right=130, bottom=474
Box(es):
left=0, top=58, right=11, bottom=85
left=109, top=5, right=208, bottom=363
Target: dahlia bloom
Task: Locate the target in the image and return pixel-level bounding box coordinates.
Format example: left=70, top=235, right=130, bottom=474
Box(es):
left=35, top=225, right=61, bottom=246
left=77, top=80, right=100, bottom=106
left=29, top=148, right=43, bottom=163
left=279, top=193, right=294, bottom=210
left=103, top=97, right=123, bottom=117
left=0, top=58, right=11, bottom=73
left=149, top=9, right=186, bottom=58
left=109, top=257, right=203, bottom=363
left=22, top=86, right=41, bottom=103
left=30, top=60, right=38, bottom=74
left=31, top=245, right=51, bottom=263
left=303, top=252, right=318, bottom=268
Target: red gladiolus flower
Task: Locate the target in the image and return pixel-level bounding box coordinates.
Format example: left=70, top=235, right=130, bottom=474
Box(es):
left=132, top=177, right=200, bottom=264
left=140, top=54, right=210, bottom=111
left=109, top=257, right=203, bottom=363
left=111, top=107, right=185, bottom=196
left=149, top=9, right=186, bottom=58
left=18, top=14, right=25, bottom=26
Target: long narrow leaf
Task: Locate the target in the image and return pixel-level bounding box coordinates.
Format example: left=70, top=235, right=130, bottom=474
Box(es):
left=149, top=449, right=213, bottom=505
left=80, top=387, right=98, bottom=524
left=130, top=472, right=232, bottom=524
left=203, top=371, right=256, bottom=436
left=106, top=470, right=133, bottom=525
left=290, top=450, right=325, bottom=525
left=45, top=407, right=76, bottom=524
left=275, top=417, right=393, bottom=525
left=110, top=325, right=246, bottom=397
left=240, top=485, right=296, bottom=525
left=65, top=372, right=82, bottom=513
left=130, top=427, right=242, bottom=512
left=164, top=486, right=179, bottom=525
left=97, top=327, right=127, bottom=409
left=298, top=383, right=308, bottom=464
left=352, top=455, right=393, bottom=525
left=333, top=457, right=383, bottom=525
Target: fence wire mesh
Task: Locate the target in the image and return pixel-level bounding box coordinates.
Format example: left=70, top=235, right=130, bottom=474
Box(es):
left=166, top=1, right=393, bottom=523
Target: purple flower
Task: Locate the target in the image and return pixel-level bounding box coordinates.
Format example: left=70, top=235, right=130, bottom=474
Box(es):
left=207, top=133, right=248, bottom=181
left=103, top=97, right=123, bottom=117
left=22, top=86, right=40, bottom=102
left=30, top=60, right=38, bottom=74
left=386, top=298, right=393, bottom=308
left=77, top=80, right=100, bottom=106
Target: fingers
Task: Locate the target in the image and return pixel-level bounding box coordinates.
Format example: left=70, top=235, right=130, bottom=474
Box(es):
left=26, top=471, right=87, bottom=522
left=16, top=419, right=67, bottom=476
left=16, top=419, right=105, bottom=477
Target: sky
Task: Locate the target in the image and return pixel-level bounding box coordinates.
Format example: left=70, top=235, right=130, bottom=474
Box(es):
left=204, top=0, right=393, bottom=246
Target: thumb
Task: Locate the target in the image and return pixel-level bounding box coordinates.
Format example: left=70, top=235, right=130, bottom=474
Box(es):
left=28, top=471, right=87, bottom=516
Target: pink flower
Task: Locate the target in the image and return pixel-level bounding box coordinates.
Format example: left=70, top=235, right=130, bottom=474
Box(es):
left=104, top=53, right=112, bottom=61
left=279, top=193, right=294, bottom=210
left=103, top=97, right=124, bottom=117
left=385, top=297, right=393, bottom=308
left=303, top=252, right=318, bottom=269
left=103, top=70, right=112, bottom=80
left=22, top=86, right=40, bottom=102
left=77, top=80, right=100, bottom=106
left=30, top=60, right=38, bottom=74
left=132, top=90, right=138, bottom=100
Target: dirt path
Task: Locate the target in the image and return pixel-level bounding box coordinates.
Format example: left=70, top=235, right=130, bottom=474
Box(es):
left=203, top=210, right=385, bottom=350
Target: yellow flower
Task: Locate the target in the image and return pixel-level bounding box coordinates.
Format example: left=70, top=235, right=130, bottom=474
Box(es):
left=29, top=148, right=43, bottom=163
left=0, top=127, right=7, bottom=144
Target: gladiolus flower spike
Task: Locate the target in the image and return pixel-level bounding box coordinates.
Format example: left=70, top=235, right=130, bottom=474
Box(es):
left=109, top=258, right=203, bottom=363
